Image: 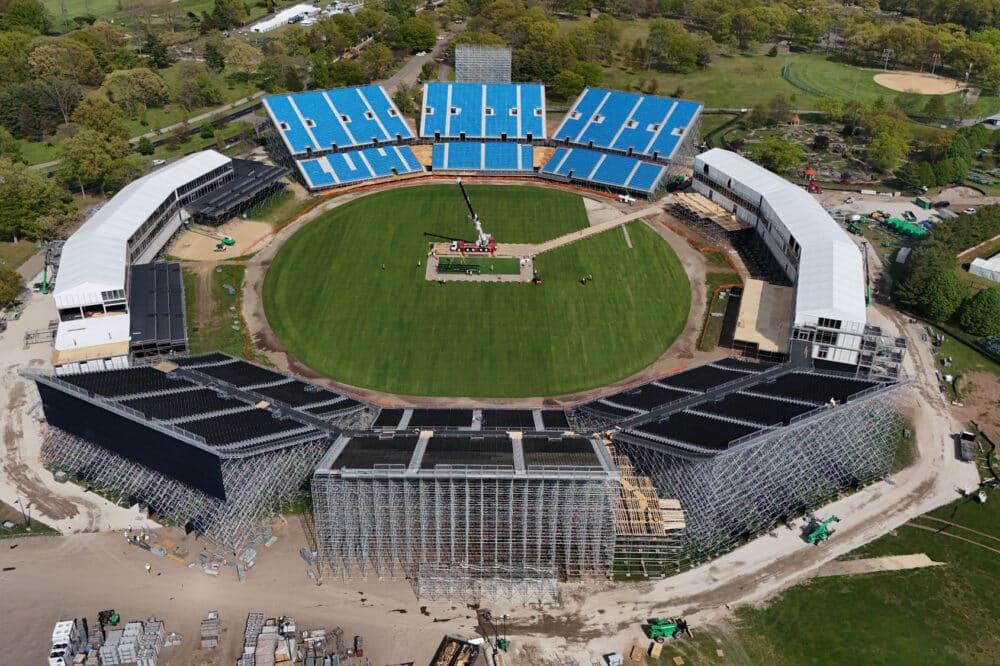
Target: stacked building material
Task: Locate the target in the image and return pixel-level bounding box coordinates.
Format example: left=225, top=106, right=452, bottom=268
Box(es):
left=241, top=612, right=265, bottom=665
left=117, top=621, right=143, bottom=663
left=136, top=618, right=165, bottom=666
left=200, top=611, right=220, bottom=648
left=99, top=629, right=123, bottom=665
left=254, top=631, right=279, bottom=666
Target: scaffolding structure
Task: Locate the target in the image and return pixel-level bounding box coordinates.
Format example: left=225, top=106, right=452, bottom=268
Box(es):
left=609, top=447, right=686, bottom=578
left=42, top=427, right=330, bottom=553
left=614, top=388, right=906, bottom=568
left=311, top=437, right=619, bottom=600
left=455, top=45, right=512, bottom=83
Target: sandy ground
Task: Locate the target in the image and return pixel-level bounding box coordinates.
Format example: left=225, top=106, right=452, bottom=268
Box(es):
left=166, top=220, right=275, bottom=261
left=814, top=553, right=944, bottom=577
left=874, top=72, right=965, bottom=95
left=0, top=274, right=149, bottom=534
left=240, top=183, right=721, bottom=408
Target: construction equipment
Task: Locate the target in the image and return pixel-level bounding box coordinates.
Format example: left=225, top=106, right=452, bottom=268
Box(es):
left=806, top=515, right=840, bottom=545
left=646, top=618, right=690, bottom=643
left=847, top=222, right=863, bottom=235
left=452, top=178, right=496, bottom=253
left=807, top=180, right=823, bottom=194
left=184, top=221, right=235, bottom=246
left=99, top=610, right=120, bottom=627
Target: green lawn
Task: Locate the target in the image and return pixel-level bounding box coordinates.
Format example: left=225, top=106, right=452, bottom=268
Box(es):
left=18, top=140, right=60, bottom=166
left=731, top=490, right=1000, bottom=665
left=183, top=262, right=248, bottom=357
left=0, top=500, right=59, bottom=538
left=0, top=240, right=41, bottom=269
left=438, top=256, right=522, bottom=275
left=264, top=185, right=691, bottom=397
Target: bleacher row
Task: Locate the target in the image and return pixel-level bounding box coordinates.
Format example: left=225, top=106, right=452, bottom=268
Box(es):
left=432, top=142, right=533, bottom=171
left=265, top=83, right=702, bottom=195
left=553, top=88, right=701, bottom=159
left=421, top=83, right=545, bottom=139
left=298, top=145, right=423, bottom=188
left=264, top=86, right=412, bottom=155
left=542, top=147, right=665, bottom=191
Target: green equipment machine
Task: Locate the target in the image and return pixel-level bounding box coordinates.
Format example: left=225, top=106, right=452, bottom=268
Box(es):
left=647, top=618, right=690, bottom=643
left=807, top=516, right=840, bottom=545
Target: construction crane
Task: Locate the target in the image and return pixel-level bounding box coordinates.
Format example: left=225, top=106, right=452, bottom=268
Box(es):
left=807, top=515, right=840, bottom=545
left=452, top=178, right=497, bottom=253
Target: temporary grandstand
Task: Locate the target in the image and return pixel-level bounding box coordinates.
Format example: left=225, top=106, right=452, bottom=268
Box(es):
left=51, top=151, right=287, bottom=375
left=692, top=148, right=906, bottom=371
left=262, top=86, right=423, bottom=190
left=455, top=44, right=512, bottom=84
left=311, top=432, right=619, bottom=602
left=27, top=353, right=366, bottom=551
left=570, top=349, right=907, bottom=566
left=543, top=88, right=702, bottom=196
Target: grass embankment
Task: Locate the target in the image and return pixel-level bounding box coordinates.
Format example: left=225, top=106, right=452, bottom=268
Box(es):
left=264, top=185, right=691, bottom=397
left=0, top=240, right=40, bottom=269
left=182, top=262, right=249, bottom=357
left=0, top=501, right=58, bottom=538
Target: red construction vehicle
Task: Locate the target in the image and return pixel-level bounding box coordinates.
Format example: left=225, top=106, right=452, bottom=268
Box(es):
left=807, top=180, right=823, bottom=194
left=451, top=178, right=497, bottom=253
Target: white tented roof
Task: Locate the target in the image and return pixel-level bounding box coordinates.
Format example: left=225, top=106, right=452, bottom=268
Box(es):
left=696, top=149, right=867, bottom=327
left=54, top=151, right=231, bottom=309
left=970, top=256, right=1000, bottom=283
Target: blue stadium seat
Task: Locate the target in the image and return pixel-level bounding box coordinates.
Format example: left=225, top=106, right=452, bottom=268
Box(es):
left=264, top=86, right=415, bottom=156
left=541, top=147, right=665, bottom=194
left=431, top=142, right=532, bottom=171
left=551, top=88, right=702, bottom=160
left=420, top=83, right=546, bottom=139
left=296, top=146, right=421, bottom=188
left=299, top=158, right=337, bottom=188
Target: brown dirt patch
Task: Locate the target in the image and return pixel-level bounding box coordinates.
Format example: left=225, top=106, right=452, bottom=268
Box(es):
left=873, top=72, right=965, bottom=95
left=952, top=370, right=1000, bottom=434
left=166, top=220, right=274, bottom=261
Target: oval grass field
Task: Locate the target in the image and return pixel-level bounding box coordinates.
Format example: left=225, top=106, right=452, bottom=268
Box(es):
left=263, top=185, right=690, bottom=397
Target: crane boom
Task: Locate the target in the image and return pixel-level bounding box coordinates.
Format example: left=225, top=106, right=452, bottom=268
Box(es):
left=457, top=177, right=478, bottom=222
left=455, top=178, right=493, bottom=249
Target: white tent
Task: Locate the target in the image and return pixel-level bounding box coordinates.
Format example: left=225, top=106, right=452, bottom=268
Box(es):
left=970, top=256, right=1000, bottom=283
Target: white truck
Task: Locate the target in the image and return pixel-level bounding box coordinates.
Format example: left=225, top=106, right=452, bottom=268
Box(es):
left=48, top=619, right=82, bottom=666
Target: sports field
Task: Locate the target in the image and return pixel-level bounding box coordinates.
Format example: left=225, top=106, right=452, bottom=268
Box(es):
left=263, top=185, right=690, bottom=397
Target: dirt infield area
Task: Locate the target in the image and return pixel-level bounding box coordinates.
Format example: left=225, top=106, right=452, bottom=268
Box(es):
left=166, top=219, right=274, bottom=261
left=874, top=72, right=965, bottom=95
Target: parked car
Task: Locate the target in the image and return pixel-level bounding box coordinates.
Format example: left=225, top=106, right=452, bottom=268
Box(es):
left=152, top=159, right=166, bottom=166
left=932, top=200, right=950, bottom=209
left=964, top=207, right=977, bottom=215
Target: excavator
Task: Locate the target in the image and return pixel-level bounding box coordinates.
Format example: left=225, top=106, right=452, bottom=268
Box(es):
left=646, top=618, right=690, bottom=643
left=807, top=515, right=840, bottom=545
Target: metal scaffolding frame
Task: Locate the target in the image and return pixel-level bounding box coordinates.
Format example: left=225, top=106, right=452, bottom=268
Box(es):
left=614, top=388, right=907, bottom=568
left=455, top=45, right=512, bottom=83
left=311, top=458, right=619, bottom=600
left=42, top=426, right=330, bottom=553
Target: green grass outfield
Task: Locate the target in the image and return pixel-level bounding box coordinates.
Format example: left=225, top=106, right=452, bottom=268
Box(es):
left=263, top=185, right=690, bottom=397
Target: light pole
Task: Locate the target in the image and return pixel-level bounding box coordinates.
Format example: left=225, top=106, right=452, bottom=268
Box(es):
left=14, top=499, right=30, bottom=530
left=930, top=53, right=941, bottom=76
left=881, top=48, right=894, bottom=72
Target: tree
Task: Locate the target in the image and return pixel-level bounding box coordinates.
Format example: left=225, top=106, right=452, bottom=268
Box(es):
left=917, top=270, right=970, bottom=321
left=959, top=287, right=1000, bottom=336
left=173, top=61, right=223, bottom=109
left=39, top=77, right=82, bottom=124
left=209, top=0, right=248, bottom=30
left=2, top=0, right=51, bottom=34
left=28, top=39, right=103, bottom=86
left=552, top=69, right=585, bottom=101
left=204, top=41, right=225, bottom=72
left=105, top=68, right=169, bottom=115
left=394, top=17, right=436, bottom=53
left=867, top=132, right=909, bottom=172
left=393, top=88, right=414, bottom=114
left=923, top=95, right=947, bottom=118
left=419, top=61, right=435, bottom=82
left=645, top=18, right=697, bottom=71
left=142, top=32, right=171, bottom=69
left=200, top=122, right=215, bottom=139
left=0, top=157, right=74, bottom=241
left=57, top=129, right=138, bottom=196
left=591, top=14, right=620, bottom=65
left=361, top=43, right=393, bottom=81
left=747, top=135, right=804, bottom=173
left=72, top=96, right=130, bottom=139
left=0, top=265, right=24, bottom=304
left=0, top=127, right=23, bottom=162
left=225, top=42, right=263, bottom=79
left=136, top=136, right=155, bottom=155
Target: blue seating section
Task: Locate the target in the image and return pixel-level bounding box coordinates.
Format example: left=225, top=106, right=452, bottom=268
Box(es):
left=431, top=142, right=533, bottom=171
left=297, top=145, right=423, bottom=188
left=552, top=88, right=701, bottom=160
left=264, top=86, right=413, bottom=155
left=421, top=83, right=545, bottom=139
left=542, top=147, right=666, bottom=194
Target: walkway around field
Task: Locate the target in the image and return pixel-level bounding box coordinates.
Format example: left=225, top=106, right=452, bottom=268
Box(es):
left=497, top=204, right=664, bottom=258
left=814, top=553, right=945, bottom=577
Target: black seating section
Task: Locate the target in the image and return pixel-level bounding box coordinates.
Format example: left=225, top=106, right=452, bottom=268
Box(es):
left=605, top=383, right=691, bottom=411
left=122, top=388, right=242, bottom=420
left=697, top=393, right=816, bottom=426
left=305, top=398, right=361, bottom=416
left=660, top=365, right=748, bottom=392
left=253, top=380, right=339, bottom=407
left=483, top=410, right=535, bottom=429
left=373, top=409, right=405, bottom=428
left=421, top=436, right=513, bottom=468
left=540, top=410, right=570, bottom=430
left=197, top=360, right=285, bottom=387
left=171, top=352, right=232, bottom=367
left=636, top=412, right=763, bottom=450
left=178, top=408, right=309, bottom=444
left=334, top=436, right=418, bottom=468
left=711, top=357, right=776, bottom=373
left=408, top=409, right=474, bottom=428
left=582, top=401, right=637, bottom=420
left=521, top=437, right=599, bottom=467
left=751, top=373, right=876, bottom=405
left=62, top=366, right=193, bottom=397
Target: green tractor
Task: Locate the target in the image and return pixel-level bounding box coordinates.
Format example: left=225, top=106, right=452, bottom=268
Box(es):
left=806, top=515, right=840, bottom=545
left=646, top=618, right=690, bottom=643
